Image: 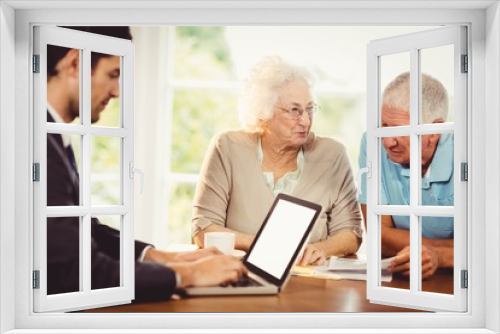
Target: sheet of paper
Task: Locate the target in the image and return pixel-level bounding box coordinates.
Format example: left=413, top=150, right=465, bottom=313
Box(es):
left=292, top=256, right=397, bottom=282
left=310, top=256, right=397, bottom=282
left=291, top=266, right=341, bottom=281
left=325, top=256, right=397, bottom=270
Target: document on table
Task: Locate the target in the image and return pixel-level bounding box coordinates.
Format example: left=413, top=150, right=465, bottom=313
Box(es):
left=291, top=265, right=342, bottom=280
left=292, top=256, right=396, bottom=282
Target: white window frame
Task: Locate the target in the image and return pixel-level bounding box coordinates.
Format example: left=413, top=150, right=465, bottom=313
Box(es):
left=32, top=26, right=136, bottom=312
left=1, top=2, right=498, bottom=333
left=366, top=26, right=467, bottom=312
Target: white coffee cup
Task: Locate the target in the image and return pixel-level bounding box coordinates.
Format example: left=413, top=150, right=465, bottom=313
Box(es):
left=204, top=232, right=235, bottom=255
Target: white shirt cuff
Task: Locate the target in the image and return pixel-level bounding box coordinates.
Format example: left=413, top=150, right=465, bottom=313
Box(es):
left=139, top=245, right=182, bottom=288
left=175, top=272, right=182, bottom=288
left=139, top=245, right=153, bottom=262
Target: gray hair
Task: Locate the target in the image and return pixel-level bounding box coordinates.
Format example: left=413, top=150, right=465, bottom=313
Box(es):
left=382, top=72, right=449, bottom=124
left=238, top=56, right=315, bottom=132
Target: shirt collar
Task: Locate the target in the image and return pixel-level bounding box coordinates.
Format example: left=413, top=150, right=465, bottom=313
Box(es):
left=428, top=133, right=454, bottom=183
left=393, top=133, right=453, bottom=183
left=47, top=103, right=71, bottom=147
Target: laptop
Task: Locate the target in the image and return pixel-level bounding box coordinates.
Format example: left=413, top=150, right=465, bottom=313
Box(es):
left=184, top=193, right=322, bottom=296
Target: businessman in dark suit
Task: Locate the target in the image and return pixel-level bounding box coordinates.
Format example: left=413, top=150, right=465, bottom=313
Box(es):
left=46, top=26, right=245, bottom=302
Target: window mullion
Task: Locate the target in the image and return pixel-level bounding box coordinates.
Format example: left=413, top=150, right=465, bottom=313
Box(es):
left=409, top=47, right=420, bottom=295
left=372, top=205, right=454, bottom=217
left=365, top=49, right=380, bottom=296
left=123, top=51, right=135, bottom=295
left=81, top=47, right=92, bottom=294
left=372, top=123, right=455, bottom=138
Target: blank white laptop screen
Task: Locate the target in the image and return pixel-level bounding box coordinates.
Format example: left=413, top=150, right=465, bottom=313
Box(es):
left=246, top=199, right=317, bottom=279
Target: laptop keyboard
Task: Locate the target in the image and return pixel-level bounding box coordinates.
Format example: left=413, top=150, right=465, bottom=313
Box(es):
left=220, top=276, right=263, bottom=288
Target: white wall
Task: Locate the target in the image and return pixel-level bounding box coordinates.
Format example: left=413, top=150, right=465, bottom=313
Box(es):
left=0, top=2, right=16, bottom=333
left=485, top=2, right=500, bottom=333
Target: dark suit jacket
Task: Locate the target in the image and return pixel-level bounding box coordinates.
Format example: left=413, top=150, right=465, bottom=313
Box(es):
left=46, top=112, right=176, bottom=302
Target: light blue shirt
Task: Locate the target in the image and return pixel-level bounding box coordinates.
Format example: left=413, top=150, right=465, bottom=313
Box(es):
left=358, top=132, right=454, bottom=239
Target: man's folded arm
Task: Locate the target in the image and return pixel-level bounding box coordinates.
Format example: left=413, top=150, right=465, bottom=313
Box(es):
left=361, top=204, right=454, bottom=267
left=422, top=237, right=454, bottom=268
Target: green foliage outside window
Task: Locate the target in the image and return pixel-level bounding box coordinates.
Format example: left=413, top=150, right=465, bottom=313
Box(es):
left=166, top=27, right=239, bottom=243
left=174, top=27, right=235, bottom=81
left=172, top=88, right=240, bottom=174
left=167, top=184, right=197, bottom=244
left=312, top=95, right=365, bottom=171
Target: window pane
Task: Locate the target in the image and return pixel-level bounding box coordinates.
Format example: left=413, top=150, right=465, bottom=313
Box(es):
left=92, top=215, right=121, bottom=290
left=380, top=136, right=411, bottom=206
left=312, top=95, right=365, bottom=171
left=91, top=136, right=121, bottom=206
left=172, top=88, right=239, bottom=173
left=380, top=52, right=410, bottom=128
left=168, top=183, right=196, bottom=244
left=420, top=45, right=454, bottom=124
left=47, top=134, right=81, bottom=206
left=380, top=215, right=410, bottom=291
left=90, top=52, right=121, bottom=128
left=174, top=27, right=234, bottom=81
left=69, top=134, right=81, bottom=174
left=47, top=46, right=82, bottom=125
left=420, top=216, right=454, bottom=295
left=47, top=216, right=82, bottom=295
left=421, top=133, right=454, bottom=206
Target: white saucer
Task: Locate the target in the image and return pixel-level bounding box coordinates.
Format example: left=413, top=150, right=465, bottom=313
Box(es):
left=232, top=249, right=246, bottom=258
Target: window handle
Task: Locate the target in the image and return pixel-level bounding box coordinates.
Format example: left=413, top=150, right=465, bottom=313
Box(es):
left=356, top=162, right=371, bottom=196
left=129, top=162, right=144, bottom=194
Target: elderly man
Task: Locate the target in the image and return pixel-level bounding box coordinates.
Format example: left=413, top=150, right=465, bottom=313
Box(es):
left=47, top=26, right=245, bottom=301
left=358, top=72, right=454, bottom=279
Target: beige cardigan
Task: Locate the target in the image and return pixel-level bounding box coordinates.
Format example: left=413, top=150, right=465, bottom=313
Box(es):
left=192, top=130, right=363, bottom=243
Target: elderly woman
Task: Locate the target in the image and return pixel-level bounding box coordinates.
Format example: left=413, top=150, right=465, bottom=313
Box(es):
left=192, top=56, right=362, bottom=265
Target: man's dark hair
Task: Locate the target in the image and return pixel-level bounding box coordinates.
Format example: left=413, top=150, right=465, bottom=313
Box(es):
left=47, top=26, right=132, bottom=78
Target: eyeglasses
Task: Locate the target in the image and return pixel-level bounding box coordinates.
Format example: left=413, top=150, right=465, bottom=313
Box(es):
left=277, top=104, right=320, bottom=120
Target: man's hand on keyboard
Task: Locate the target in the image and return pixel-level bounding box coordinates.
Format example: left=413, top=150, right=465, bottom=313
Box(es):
left=169, top=255, right=248, bottom=288
left=143, top=246, right=223, bottom=264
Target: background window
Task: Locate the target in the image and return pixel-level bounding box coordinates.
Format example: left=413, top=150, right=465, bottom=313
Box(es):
left=130, top=26, right=439, bottom=250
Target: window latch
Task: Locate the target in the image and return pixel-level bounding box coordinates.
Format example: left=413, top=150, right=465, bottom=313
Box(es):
left=356, top=162, right=372, bottom=196
left=129, top=162, right=144, bottom=194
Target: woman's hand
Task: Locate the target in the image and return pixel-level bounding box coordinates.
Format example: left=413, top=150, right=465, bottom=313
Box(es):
left=296, top=244, right=326, bottom=266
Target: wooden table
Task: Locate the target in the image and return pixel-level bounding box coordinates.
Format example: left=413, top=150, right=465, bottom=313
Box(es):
left=85, top=269, right=453, bottom=313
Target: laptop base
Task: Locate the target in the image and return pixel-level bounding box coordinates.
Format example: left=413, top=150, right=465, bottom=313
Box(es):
left=184, top=285, right=278, bottom=296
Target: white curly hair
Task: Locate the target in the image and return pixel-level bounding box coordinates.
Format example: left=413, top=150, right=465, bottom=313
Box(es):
left=238, top=56, right=316, bottom=133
